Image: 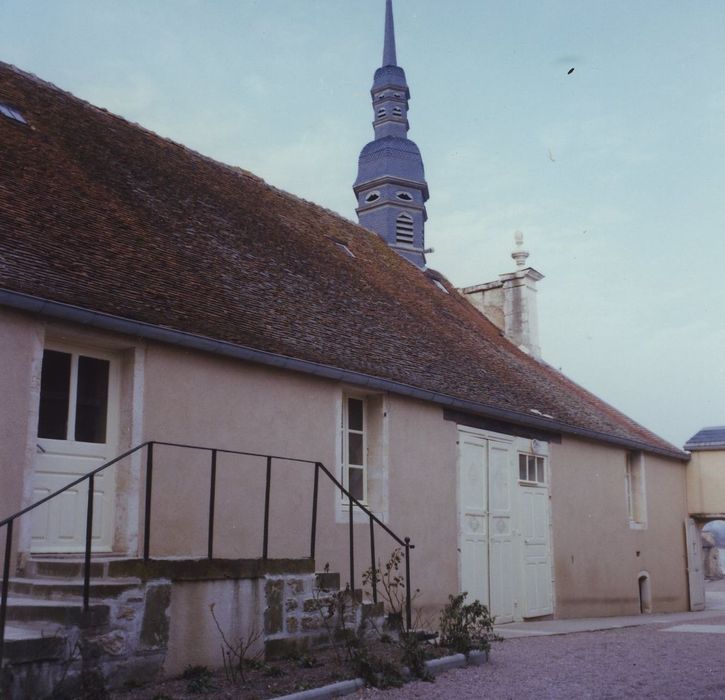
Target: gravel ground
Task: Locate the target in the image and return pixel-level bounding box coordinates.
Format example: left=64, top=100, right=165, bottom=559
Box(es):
left=362, top=602, right=725, bottom=699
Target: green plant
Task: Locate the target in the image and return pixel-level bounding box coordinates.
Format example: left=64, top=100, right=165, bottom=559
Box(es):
left=183, top=665, right=216, bottom=694
left=310, top=585, right=359, bottom=663
left=438, top=593, right=502, bottom=654
left=297, top=653, right=320, bottom=668
left=262, top=664, right=285, bottom=678
left=351, top=648, right=405, bottom=689
left=400, top=632, right=433, bottom=681
left=362, top=548, right=420, bottom=632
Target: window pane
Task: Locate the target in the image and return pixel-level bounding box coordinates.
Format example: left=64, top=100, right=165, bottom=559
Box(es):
left=348, top=398, right=364, bottom=431
left=349, top=467, right=364, bottom=501
left=74, top=356, right=109, bottom=443
left=519, top=454, right=527, bottom=481
left=528, top=455, right=536, bottom=482
left=348, top=432, right=363, bottom=466
left=38, top=350, right=71, bottom=439
left=536, top=457, right=545, bottom=483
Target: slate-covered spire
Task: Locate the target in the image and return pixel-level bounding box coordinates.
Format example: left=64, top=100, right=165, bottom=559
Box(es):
left=353, top=0, right=429, bottom=269
left=383, top=0, right=397, bottom=66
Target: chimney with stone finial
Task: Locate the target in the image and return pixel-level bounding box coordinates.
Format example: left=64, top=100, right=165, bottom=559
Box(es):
left=460, top=232, right=544, bottom=358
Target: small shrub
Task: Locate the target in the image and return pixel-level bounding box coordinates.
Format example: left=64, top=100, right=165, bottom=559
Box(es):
left=362, top=548, right=420, bottom=632
left=209, top=603, right=262, bottom=683
left=183, top=665, right=216, bottom=694
left=262, top=664, right=285, bottom=678
left=351, top=649, right=405, bottom=689
left=438, top=593, right=502, bottom=654
left=297, top=653, right=320, bottom=668
left=400, top=633, right=433, bottom=681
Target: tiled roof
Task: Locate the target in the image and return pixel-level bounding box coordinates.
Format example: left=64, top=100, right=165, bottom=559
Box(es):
left=685, top=427, right=725, bottom=451
left=0, top=63, right=685, bottom=459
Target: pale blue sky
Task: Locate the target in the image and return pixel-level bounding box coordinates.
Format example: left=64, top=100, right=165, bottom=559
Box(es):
left=2, top=0, right=724, bottom=447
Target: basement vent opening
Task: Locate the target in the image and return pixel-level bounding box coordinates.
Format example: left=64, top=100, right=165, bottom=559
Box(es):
left=0, top=103, right=27, bottom=125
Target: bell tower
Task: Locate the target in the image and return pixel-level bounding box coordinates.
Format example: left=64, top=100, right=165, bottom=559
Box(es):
left=353, top=0, right=429, bottom=268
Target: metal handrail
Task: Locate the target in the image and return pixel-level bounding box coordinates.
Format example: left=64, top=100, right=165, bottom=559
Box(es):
left=0, top=440, right=414, bottom=670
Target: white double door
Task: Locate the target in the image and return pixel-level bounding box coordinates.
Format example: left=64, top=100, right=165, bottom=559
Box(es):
left=30, top=343, right=120, bottom=553
left=458, top=429, right=553, bottom=621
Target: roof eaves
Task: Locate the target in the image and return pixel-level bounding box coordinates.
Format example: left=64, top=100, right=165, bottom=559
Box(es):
left=0, top=288, right=689, bottom=462
left=684, top=442, right=725, bottom=452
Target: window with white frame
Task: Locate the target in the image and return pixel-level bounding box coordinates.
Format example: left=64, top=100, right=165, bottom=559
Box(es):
left=518, top=452, right=546, bottom=485
left=626, top=451, right=647, bottom=527
left=342, top=395, right=367, bottom=503
left=38, top=348, right=111, bottom=444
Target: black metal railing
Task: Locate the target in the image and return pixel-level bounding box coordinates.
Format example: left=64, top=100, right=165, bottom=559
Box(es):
left=0, top=440, right=414, bottom=670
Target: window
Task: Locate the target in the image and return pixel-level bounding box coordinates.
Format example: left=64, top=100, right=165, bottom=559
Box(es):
left=393, top=107, right=402, bottom=117
left=626, top=451, right=647, bottom=527
left=38, top=349, right=110, bottom=444
left=342, top=396, right=367, bottom=502
left=395, top=213, right=414, bottom=244
left=334, top=241, right=355, bottom=258
left=0, top=103, right=27, bottom=125
left=364, top=191, right=380, bottom=203
left=518, top=453, right=545, bottom=484
left=396, top=191, right=412, bottom=201
left=377, top=107, right=386, bottom=118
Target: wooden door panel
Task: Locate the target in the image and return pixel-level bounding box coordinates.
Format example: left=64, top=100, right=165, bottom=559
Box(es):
left=31, top=345, right=119, bottom=553
left=458, top=436, right=489, bottom=606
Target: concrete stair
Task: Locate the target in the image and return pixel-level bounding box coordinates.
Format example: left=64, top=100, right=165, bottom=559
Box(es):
left=4, top=557, right=141, bottom=631
left=1, top=557, right=149, bottom=699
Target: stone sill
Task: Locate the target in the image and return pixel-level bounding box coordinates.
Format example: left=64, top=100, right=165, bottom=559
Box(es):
left=107, top=557, right=315, bottom=581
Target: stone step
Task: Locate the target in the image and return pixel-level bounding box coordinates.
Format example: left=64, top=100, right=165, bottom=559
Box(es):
left=8, top=576, right=141, bottom=601
left=5, top=597, right=110, bottom=627
left=1, top=623, right=68, bottom=665
left=24, top=557, right=120, bottom=579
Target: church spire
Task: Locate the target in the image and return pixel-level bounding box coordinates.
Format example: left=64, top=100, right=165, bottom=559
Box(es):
left=383, top=0, right=397, bottom=66
left=353, top=0, right=430, bottom=269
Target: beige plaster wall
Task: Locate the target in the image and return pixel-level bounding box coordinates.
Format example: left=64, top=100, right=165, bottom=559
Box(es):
left=687, top=449, right=725, bottom=516
left=140, top=344, right=460, bottom=616
left=550, top=436, right=689, bottom=617
left=0, top=314, right=692, bottom=624
left=0, top=309, right=42, bottom=530
left=164, top=578, right=264, bottom=676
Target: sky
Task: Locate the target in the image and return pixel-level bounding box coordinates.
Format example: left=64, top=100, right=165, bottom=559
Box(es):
left=1, top=0, right=724, bottom=448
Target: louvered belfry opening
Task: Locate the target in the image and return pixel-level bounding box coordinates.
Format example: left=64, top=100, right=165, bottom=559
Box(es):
left=395, top=212, right=414, bottom=244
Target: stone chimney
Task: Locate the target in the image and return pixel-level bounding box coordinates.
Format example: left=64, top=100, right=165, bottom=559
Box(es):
left=460, top=232, right=544, bottom=358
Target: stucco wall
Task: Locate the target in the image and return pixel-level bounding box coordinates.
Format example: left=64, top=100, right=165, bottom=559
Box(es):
left=687, top=449, right=725, bottom=516
left=550, top=437, right=689, bottom=617
left=0, top=313, right=691, bottom=625
left=140, top=343, right=460, bottom=616
left=0, top=309, right=42, bottom=532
